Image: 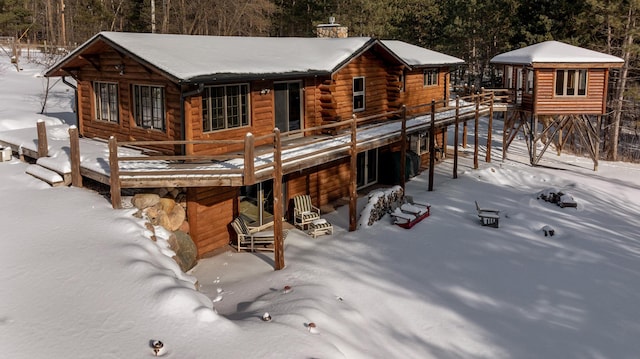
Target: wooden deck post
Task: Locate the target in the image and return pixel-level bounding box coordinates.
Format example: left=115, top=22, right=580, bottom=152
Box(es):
left=36, top=120, right=48, bottom=158
left=453, top=97, right=460, bottom=179
left=486, top=92, right=494, bottom=163
left=108, top=136, right=122, bottom=209
left=243, top=133, right=255, bottom=185
left=400, top=105, right=407, bottom=193
left=272, top=129, right=285, bottom=270
left=349, top=115, right=358, bottom=231
left=473, top=95, right=480, bottom=169
left=68, top=126, right=82, bottom=188
left=428, top=100, right=435, bottom=192
left=463, top=113, right=468, bottom=148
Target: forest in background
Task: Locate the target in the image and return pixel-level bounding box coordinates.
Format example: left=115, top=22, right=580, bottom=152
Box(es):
left=1, top=0, right=639, bottom=161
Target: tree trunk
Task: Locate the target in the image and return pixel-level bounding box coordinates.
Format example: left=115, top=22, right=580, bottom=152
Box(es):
left=608, top=5, right=635, bottom=161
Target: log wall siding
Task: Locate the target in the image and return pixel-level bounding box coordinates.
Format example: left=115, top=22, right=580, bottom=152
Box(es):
left=286, top=158, right=351, bottom=209
left=187, top=186, right=237, bottom=257
left=75, top=49, right=181, bottom=153
left=331, top=51, right=393, bottom=121
left=534, top=68, right=608, bottom=115
left=402, top=68, right=448, bottom=110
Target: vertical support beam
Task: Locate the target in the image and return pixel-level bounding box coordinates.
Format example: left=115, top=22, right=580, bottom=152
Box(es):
left=273, top=129, right=285, bottom=270
left=108, top=136, right=122, bottom=209
left=453, top=97, right=460, bottom=179
left=463, top=112, right=468, bottom=148
left=349, top=115, right=358, bottom=231
left=486, top=93, right=494, bottom=163
left=68, top=125, right=82, bottom=188
left=531, top=114, right=538, bottom=165
left=473, top=95, right=480, bottom=169
left=594, top=115, right=601, bottom=171
left=36, top=120, right=48, bottom=158
left=428, top=100, right=436, bottom=191
left=243, top=133, right=255, bottom=185
left=502, top=111, right=508, bottom=161
left=399, top=106, right=407, bottom=193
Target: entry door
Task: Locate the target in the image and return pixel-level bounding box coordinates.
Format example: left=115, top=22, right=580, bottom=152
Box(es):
left=274, top=81, right=302, bottom=133
left=357, top=148, right=378, bottom=189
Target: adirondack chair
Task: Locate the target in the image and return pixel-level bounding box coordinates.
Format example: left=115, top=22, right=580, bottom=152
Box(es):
left=475, top=201, right=500, bottom=228
left=293, top=194, right=321, bottom=230
left=230, top=216, right=284, bottom=252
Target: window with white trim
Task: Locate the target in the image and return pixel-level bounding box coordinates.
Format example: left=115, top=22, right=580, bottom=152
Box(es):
left=133, top=84, right=166, bottom=131
left=94, top=82, right=119, bottom=123
left=202, top=84, right=250, bottom=132
left=423, top=68, right=438, bottom=86
left=555, top=69, right=587, bottom=96
left=353, top=77, right=365, bottom=112
left=525, top=69, right=534, bottom=94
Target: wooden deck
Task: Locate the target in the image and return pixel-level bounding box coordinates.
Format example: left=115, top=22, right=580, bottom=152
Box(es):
left=0, top=92, right=501, bottom=198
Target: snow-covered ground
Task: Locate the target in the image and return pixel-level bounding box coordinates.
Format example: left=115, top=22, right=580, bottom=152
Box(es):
left=2, top=51, right=640, bottom=359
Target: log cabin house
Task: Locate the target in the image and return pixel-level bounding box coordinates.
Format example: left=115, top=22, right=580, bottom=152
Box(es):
left=490, top=41, right=623, bottom=169
left=44, top=31, right=464, bottom=259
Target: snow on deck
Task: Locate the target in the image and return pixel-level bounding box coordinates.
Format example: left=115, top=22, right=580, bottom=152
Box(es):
left=0, top=100, right=488, bottom=183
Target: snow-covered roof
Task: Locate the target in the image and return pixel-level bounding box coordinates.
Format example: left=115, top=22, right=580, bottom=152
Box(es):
left=47, top=32, right=394, bottom=82
left=490, top=41, right=624, bottom=67
left=382, top=40, right=465, bottom=66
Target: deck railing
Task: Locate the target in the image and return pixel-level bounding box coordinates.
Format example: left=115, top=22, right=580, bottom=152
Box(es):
left=100, top=92, right=497, bottom=208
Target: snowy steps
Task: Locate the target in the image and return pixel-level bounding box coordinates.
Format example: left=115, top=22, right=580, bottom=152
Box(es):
left=25, top=163, right=71, bottom=187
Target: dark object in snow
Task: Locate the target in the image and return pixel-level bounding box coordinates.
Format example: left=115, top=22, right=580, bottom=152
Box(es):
left=283, top=285, right=292, bottom=294
left=542, top=225, right=555, bottom=237
left=537, top=190, right=577, bottom=208
left=151, top=340, right=164, bottom=356
left=475, top=201, right=500, bottom=228
left=261, top=312, right=272, bottom=321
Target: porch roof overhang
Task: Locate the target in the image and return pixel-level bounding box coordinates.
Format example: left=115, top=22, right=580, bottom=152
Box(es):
left=490, top=41, right=624, bottom=68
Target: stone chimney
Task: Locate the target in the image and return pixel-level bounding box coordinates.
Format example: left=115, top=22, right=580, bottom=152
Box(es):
left=316, top=17, right=348, bottom=38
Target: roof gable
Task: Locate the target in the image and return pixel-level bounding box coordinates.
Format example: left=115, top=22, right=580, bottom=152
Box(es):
left=46, top=32, right=408, bottom=83
left=490, top=41, right=624, bottom=67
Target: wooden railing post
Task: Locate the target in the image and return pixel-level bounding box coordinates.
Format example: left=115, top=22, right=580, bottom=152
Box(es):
left=273, top=129, right=285, bottom=270
left=453, top=97, right=460, bottom=179
left=399, top=105, right=407, bottom=193
left=68, top=125, right=82, bottom=187
left=349, top=115, right=358, bottom=232
left=36, top=119, right=48, bottom=157
left=108, top=136, right=122, bottom=209
left=474, top=94, right=480, bottom=169
left=243, top=133, right=255, bottom=185
left=486, top=92, right=494, bottom=163
left=428, top=100, right=435, bottom=192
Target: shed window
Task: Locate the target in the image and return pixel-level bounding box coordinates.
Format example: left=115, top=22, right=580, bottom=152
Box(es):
left=423, top=68, right=438, bottom=86
left=353, top=77, right=365, bottom=112
left=555, top=69, right=587, bottom=96
left=133, top=85, right=166, bottom=131
left=94, top=82, right=119, bottom=123
left=203, top=84, right=250, bottom=132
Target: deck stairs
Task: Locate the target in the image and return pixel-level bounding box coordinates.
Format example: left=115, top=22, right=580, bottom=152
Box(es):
left=25, top=157, right=72, bottom=187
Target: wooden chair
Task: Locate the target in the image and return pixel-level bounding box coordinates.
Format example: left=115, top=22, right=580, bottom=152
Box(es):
left=293, top=194, right=321, bottom=230
left=475, top=201, right=500, bottom=228
left=230, top=216, right=285, bottom=252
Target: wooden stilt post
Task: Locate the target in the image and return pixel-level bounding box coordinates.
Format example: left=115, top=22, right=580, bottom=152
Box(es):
left=68, top=126, right=82, bottom=188
left=428, top=100, right=436, bottom=191
left=400, top=105, right=407, bottom=193
left=243, top=133, right=255, bottom=185
left=36, top=120, right=48, bottom=158
left=108, top=136, right=122, bottom=209
left=463, top=113, right=468, bottom=148
left=453, top=97, right=460, bottom=179
left=273, top=129, right=285, bottom=270
left=473, top=95, right=479, bottom=169
left=349, top=115, right=358, bottom=231
left=594, top=115, right=601, bottom=171
left=502, top=111, right=508, bottom=161
left=486, top=93, right=494, bottom=163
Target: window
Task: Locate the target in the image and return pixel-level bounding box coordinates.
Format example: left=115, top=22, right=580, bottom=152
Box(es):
left=94, top=82, right=118, bottom=123
left=399, top=70, right=406, bottom=92
left=525, top=69, right=534, bottom=94
left=202, top=84, right=250, bottom=132
left=555, top=69, right=587, bottom=96
left=423, top=68, right=438, bottom=86
left=133, top=85, right=165, bottom=131
left=353, top=77, right=365, bottom=112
